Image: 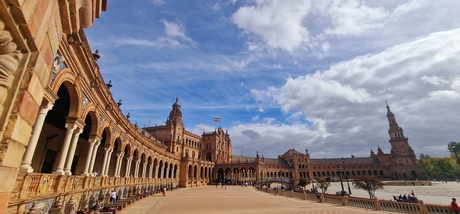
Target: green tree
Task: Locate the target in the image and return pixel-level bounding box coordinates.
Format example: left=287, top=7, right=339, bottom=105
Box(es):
left=352, top=176, right=384, bottom=199
left=297, top=178, right=310, bottom=191
left=419, top=154, right=460, bottom=180
left=316, top=177, right=331, bottom=194
left=448, top=142, right=460, bottom=166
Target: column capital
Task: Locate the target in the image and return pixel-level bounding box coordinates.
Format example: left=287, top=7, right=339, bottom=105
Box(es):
left=40, top=101, right=54, bottom=112
left=65, top=116, right=86, bottom=129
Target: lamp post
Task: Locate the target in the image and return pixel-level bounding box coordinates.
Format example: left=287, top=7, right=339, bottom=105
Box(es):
left=287, top=161, right=293, bottom=190
left=337, top=164, right=345, bottom=196
left=341, top=157, right=351, bottom=195
left=279, top=170, right=283, bottom=190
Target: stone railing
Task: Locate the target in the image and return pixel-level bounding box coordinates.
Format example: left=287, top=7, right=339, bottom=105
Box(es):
left=258, top=187, right=451, bottom=214
left=11, top=173, right=177, bottom=203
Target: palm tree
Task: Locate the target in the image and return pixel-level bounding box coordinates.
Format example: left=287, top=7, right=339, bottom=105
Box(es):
left=352, top=176, right=384, bottom=199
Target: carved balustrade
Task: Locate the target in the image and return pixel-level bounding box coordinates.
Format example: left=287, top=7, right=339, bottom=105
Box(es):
left=258, top=188, right=450, bottom=214
left=11, top=173, right=177, bottom=204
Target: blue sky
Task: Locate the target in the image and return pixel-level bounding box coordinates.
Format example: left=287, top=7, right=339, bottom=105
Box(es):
left=86, top=0, right=460, bottom=159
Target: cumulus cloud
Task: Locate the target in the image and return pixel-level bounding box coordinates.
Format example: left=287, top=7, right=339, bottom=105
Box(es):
left=249, top=27, right=460, bottom=158
left=231, top=0, right=311, bottom=52
left=230, top=0, right=435, bottom=57
left=241, top=130, right=261, bottom=139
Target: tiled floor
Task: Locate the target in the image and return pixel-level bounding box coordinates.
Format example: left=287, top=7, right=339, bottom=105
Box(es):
left=118, top=186, right=395, bottom=214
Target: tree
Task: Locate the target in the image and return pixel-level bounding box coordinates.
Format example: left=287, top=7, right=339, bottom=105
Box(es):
left=419, top=154, right=460, bottom=180
left=297, top=178, right=310, bottom=191
left=316, top=177, right=331, bottom=194
left=352, top=176, right=384, bottom=199
left=448, top=142, right=460, bottom=166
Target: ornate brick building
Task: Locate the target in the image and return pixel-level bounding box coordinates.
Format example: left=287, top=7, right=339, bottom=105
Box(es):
left=0, top=1, right=425, bottom=213
left=214, top=103, right=426, bottom=189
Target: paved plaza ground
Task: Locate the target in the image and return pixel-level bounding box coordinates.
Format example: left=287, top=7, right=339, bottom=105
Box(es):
left=119, top=185, right=395, bottom=214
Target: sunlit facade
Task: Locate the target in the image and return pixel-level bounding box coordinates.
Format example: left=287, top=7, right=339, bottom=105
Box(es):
left=0, top=1, right=425, bottom=213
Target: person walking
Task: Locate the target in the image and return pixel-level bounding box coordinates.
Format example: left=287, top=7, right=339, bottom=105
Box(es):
left=452, top=198, right=459, bottom=214
left=111, top=190, right=117, bottom=204
left=162, top=187, right=166, bottom=196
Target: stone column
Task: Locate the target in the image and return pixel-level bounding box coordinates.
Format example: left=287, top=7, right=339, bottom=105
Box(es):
left=148, top=164, right=153, bottom=178
left=155, top=165, right=159, bottom=178
left=100, top=147, right=111, bottom=177
left=134, top=160, right=140, bottom=178
left=53, top=123, right=78, bottom=174
left=64, top=127, right=83, bottom=175
left=124, top=157, right=133, bottom=177
left=142, top=162, right=147, bottom=178
left=114, top=153, right=123, bottom=177
left=160, top=166, right=164, bottom=179
left=88, top=141, right=101, bottom=174
left=103, top=148, right=113, bottom=177
left=19, top=102, right=54, bottom=172
left=82, top=139, right=98, bottom=176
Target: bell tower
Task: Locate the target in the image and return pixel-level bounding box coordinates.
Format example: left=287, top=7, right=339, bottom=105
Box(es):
left=166, top=95, right=184, bottom=153
left=386, top=102, right=417, bottom=166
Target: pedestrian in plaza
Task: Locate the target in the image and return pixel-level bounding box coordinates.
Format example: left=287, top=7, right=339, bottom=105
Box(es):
left=162, top=187, right=166, bottom=196
left=111, top=190, right=117, bottom=204
left=452, top=198, right=459, bottom=214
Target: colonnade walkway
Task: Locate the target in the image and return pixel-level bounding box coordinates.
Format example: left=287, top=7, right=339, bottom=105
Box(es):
left=119, top=186, right=395, bottom=214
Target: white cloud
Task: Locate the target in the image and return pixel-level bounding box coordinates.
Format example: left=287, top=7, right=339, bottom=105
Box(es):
left=421, top=76, right=449, bottom=86
left=160, top=20, right=196, bottom=47
left=322, top=0, right=389, bottom=36
left=231, top=0, right=311, bottom=52
left=249, top=27, right=460, bottom=158
left=152, top=0, right=166, bottom=6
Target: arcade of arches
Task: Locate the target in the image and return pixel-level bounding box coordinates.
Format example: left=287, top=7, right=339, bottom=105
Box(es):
left=0, top=1, right=425, bottom=213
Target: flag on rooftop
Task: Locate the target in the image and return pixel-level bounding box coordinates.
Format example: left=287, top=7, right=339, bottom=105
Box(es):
left=214, top=118, right=220, bottom=122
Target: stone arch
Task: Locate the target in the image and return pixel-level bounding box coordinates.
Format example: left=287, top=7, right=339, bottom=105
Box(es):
left=50, top=71, right=81, bottom=117
left=163, top=160, right=169, bottom=178
left=168, top=162, right=173, bottom=178
left=121, top=143, right=132, bottom=177
left=130, top=149, right=139, bottom=177
left=107, top=136, right=122, bottom=177
left=159, top=160, right=164, bottom=178
left=30, top=82, right=82, bottom=174
left=71, top=110, right=98, bottom=175
left=188, top=164, right=193, bottom=180
left=147, top=155, right=153, bottom=178
left=153, top=157, right=159, bottom=178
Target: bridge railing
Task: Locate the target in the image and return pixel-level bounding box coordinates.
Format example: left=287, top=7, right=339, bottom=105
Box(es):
left=256, top=187, right=451, bottom=214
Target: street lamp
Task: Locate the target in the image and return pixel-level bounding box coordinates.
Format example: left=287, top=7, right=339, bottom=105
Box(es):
left=337, top=164, right=345, bottom=196
left=341, top=157, right=352, bottom=195
left=287, top=161, right=293, bottom=190
left=279, top=170, right=283, bottom=190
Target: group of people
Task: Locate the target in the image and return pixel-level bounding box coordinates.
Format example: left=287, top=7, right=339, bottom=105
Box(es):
left=393, top=194, right=418, bottom=202
left=393, top=190, right=418, bottom=202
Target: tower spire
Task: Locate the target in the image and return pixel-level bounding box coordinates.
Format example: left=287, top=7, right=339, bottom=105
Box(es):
left=385, top=102, right=415, bottom=159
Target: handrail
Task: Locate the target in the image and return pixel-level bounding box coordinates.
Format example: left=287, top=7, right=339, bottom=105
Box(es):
left=256, top=187, right=450, bottom=214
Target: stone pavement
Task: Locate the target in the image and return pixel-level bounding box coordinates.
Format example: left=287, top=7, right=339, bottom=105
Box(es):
left=119, top=186, right=395, bottom=214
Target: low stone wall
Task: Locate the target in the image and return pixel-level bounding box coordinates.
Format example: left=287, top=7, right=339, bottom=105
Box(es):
left=383, top=180, right=432, bottom=186
left=257, top=187, right=450, bottom=214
